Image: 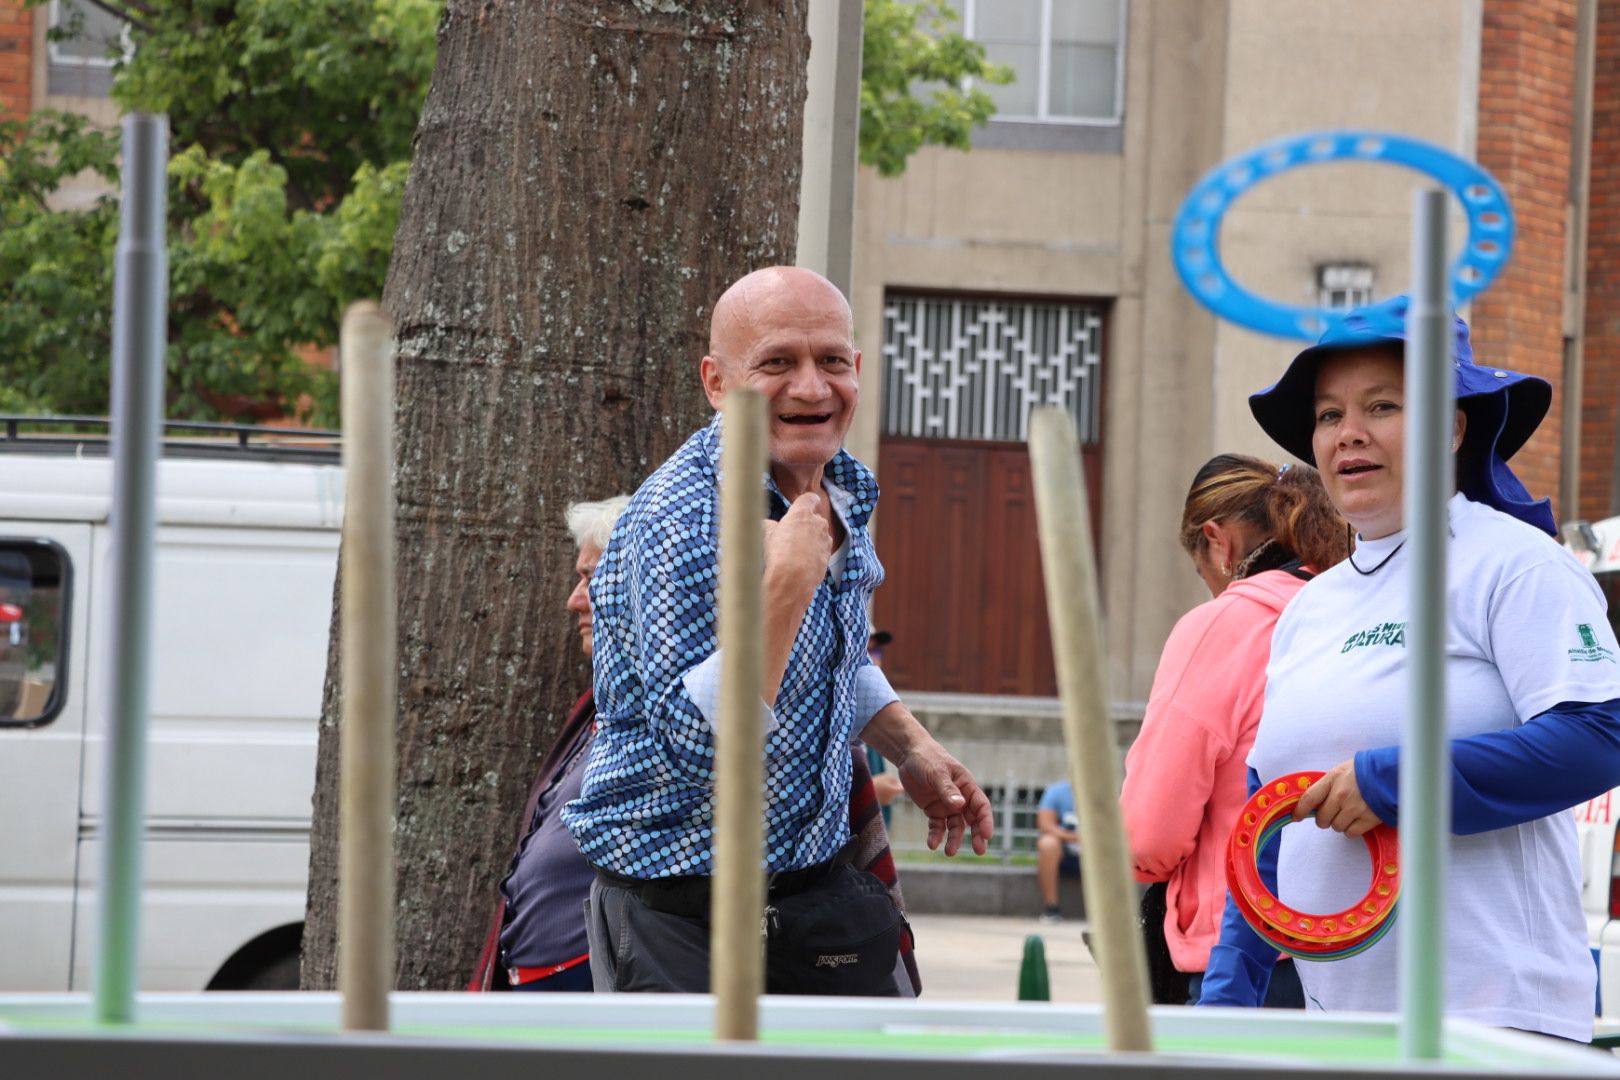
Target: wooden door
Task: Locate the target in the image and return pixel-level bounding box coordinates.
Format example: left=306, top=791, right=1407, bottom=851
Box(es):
left=872, top=436, right=1102, bottom=697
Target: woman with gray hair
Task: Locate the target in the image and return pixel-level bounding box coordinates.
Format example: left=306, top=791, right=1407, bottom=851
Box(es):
left=562, top=497, right=631, bottom=658
left=567, top=496, right=633, bottom=550
left=470, top=495, right=628, bottom=991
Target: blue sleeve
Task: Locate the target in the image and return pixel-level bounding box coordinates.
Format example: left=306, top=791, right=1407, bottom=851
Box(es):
left=596, top=516, right=724, bottom=784
left=1039, top=783, right=1066, bottom=813
left=1352, top=698, right=1620, bottom=835
left=1195, top=767, right=1277, bottom=1007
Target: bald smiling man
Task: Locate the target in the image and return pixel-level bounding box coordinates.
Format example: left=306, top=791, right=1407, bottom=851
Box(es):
left=562, top=267, right=994, bottom=995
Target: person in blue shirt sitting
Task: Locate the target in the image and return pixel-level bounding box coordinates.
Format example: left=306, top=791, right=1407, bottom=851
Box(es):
left=1036, top=780, right=1080, bottom=923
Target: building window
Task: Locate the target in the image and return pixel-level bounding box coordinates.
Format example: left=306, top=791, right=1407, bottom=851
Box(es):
left=881, top=293, right=1104, bottom=443
left=1318, top=264, right=1375, bottom=311
left=47, top=0, right=130, bottom=98
left=961, top=0, right=1124, bottom=124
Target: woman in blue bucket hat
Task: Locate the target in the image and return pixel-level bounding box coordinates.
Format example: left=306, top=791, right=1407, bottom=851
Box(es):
left=1197, top=295, right=1620, bottom=1041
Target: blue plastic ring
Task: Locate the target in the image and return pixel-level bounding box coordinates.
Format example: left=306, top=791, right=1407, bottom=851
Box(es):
left=1171, top=130, right=1515, bottom=340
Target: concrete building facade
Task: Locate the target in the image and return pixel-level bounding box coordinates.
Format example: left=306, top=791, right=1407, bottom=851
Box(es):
left=848, top=0, right=1612, bottom=742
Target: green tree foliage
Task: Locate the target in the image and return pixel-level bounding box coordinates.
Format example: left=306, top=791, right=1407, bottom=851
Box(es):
left=0, top=111, right=120, bottom=416
left=2, top=0, right=998, bottom=423
left=2, top=0, right=434, bottom=425
left=860, top=0, right=1008, bottom=178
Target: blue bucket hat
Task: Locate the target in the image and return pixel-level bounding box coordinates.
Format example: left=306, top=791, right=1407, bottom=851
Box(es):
left=1248, top=295, right=1555, bottom=536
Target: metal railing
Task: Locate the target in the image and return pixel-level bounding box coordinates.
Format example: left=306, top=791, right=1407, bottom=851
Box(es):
left=887, top=774, right=1052, bottom=864
left=0, top=415, right=340, bottom=464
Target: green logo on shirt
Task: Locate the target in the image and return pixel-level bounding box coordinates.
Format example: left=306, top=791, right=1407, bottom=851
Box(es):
left=1569, top=623, right=1616, bottom=663
left=1341, top=621, right=1406, bottom=653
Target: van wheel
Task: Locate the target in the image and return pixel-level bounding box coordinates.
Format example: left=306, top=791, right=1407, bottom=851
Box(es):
left=241, top=953, right=301, bottom=991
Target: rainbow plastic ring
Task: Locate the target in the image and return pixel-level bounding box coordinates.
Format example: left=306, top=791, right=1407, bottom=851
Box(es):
left=1225, top=770, right=1401, bottom=962
left=1172, top=130, right=1515, bottom=340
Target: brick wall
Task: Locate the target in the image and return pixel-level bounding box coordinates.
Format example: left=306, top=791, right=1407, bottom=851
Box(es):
left=1581, top=0, right=1620, bottom=520
left=1471, top=0, right=1578, bottom=509
left=0, top=1, right=30, bottom=123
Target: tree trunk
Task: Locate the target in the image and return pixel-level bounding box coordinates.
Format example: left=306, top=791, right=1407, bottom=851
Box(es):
left=302, top=0, right=808, bottom=990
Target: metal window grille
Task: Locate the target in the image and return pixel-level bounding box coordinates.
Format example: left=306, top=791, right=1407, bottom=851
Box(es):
left=887, top=778, right=1049, bottom=864
left=881, top=293, right=1104, bottom=443
left=990, top=781, right=1048, bottom=858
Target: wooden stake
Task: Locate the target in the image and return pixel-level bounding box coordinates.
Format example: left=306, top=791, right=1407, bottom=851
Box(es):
left=1028, top=407, right=1152, bottom=1052
left=339, top=301, right=397, bottom=1032
left=711, top=389, right=768, bottom=1041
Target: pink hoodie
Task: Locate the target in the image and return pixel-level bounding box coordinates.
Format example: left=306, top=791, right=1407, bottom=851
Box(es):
left=1120, top=568, right=1307, bottom=973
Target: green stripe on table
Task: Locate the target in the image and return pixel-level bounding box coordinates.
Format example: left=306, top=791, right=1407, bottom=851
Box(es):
left=0, top=1018, right=1529, bottom=1067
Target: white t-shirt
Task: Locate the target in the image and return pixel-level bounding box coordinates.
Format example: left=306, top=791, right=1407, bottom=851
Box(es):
left=1249, top=493, right=1620, bottom=1040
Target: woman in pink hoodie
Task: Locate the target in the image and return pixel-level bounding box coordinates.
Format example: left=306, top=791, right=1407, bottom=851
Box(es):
left=1120, top=454, right=1347, bottom=1005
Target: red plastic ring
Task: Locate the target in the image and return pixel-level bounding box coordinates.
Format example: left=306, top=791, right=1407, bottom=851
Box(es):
left=1225, top=770, right=1400, bottom=959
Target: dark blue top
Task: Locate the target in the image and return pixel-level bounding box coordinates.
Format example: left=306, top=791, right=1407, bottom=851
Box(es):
left=497, top=726, right=596, bottom=971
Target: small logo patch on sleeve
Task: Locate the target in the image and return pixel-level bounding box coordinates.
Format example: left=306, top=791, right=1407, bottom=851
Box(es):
left=1569, top=623, right=1616, bottom=663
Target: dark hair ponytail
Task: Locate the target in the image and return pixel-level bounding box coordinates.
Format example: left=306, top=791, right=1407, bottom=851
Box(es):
left=1180, top=455, right=1349, bottom=578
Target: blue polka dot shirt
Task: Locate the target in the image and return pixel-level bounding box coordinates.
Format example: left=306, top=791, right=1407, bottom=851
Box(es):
left=561, top=415, right=893, bottom=877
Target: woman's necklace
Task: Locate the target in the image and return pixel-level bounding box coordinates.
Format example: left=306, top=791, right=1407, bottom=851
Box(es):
left=1345, top=524, right=1406, bottom=576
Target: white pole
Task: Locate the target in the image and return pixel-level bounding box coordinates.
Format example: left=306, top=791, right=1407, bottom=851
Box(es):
left=339, top=301, right=397, bottom=1032
left=1028, top=407, right=1152, bottom=1052
left=93, top=113, right=168, bottom=1025
left=1400, top=190, right=1452, bottom=1060
left=711, top=388, right=768, bottom=1041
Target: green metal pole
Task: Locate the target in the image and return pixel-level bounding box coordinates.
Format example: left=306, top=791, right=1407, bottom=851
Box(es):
left=93, top=113, right=168, bottom=1024
left=1400, top=187, right=1452, bottom=1061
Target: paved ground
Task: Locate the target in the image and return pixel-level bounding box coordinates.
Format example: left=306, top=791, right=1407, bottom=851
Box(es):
left=906, top=913, right=1101, bottom=1003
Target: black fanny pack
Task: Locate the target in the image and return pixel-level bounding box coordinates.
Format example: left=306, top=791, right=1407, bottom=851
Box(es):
left=763, top=863, right=905, bottom=996
left=601, top=855, right=906, bottom=996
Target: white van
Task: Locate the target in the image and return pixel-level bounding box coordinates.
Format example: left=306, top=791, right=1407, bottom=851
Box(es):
left=0, top=420, right=342, bottom=991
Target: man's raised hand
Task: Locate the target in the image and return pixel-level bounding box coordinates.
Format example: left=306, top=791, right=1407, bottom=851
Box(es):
left=763, top=493, right=833, bottom=606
